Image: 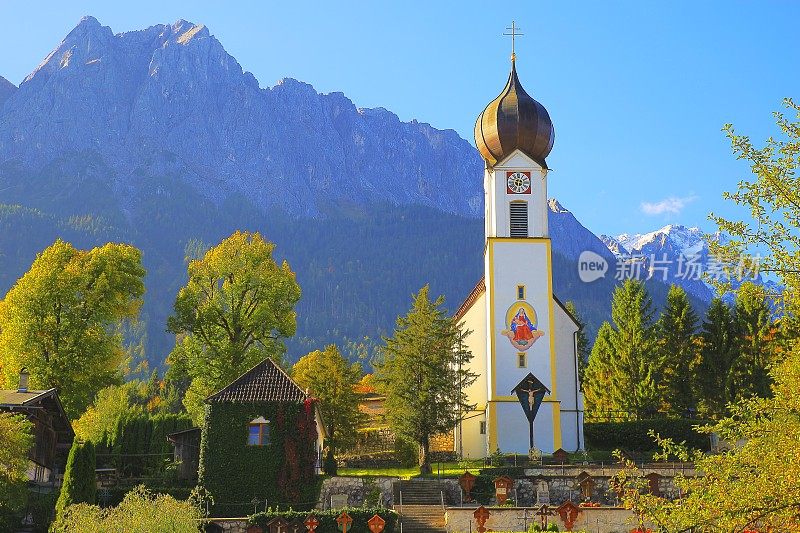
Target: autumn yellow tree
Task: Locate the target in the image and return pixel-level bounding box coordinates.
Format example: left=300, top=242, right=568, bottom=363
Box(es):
left=167, top=231, right=301, bottom=422
left=292, top=344, right=364, bottom=473
left=0, top=240, right=145, bottom=417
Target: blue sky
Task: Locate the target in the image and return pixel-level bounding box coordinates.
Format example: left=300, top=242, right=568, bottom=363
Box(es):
left=1, top=1, right=798, bottom=237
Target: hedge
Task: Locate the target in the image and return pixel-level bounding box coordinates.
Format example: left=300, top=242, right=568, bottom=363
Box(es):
left=249, top=508, right=398, bottom=532
left=584, top=419, right=712, bottom=452
left=97, top=412, right=193, bottom=477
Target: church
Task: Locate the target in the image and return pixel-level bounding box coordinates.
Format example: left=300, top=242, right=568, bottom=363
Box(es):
left=452, top=51, right=584, bottom=458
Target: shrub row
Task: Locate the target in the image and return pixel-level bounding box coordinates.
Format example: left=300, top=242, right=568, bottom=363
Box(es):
left=249, top=508, right=398, bottom=532
left=96, top=412, right=193, bottom=476
left=584, top=419, right=712, bottom=452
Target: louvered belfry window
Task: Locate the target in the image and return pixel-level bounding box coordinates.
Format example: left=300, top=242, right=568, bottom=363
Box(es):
left=509, top=202, right=528, bottom=237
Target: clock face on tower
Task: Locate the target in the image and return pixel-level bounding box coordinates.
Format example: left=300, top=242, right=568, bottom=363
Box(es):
left=506, top=171, right=531, bottom=194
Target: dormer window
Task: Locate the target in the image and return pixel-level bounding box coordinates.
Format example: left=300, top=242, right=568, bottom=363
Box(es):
left=248, top=416, right=270, bottom=446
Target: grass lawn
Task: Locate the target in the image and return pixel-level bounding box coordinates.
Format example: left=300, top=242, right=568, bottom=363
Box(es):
left=338, top=459, right=487, bottom=479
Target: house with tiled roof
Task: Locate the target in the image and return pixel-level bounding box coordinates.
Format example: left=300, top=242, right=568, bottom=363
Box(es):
left=0, top=368, right=74, bottom=483
left=197, top=358, right=326, bottom=517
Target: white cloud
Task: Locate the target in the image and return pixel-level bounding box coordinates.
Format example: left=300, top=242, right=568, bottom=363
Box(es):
left=640, top=195, right=698, bottom=216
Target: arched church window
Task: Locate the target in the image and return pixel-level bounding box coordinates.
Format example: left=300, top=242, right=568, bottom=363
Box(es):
left=509, top=201, right=528, bottom=237
left=248, top=416, right=270, bottom=446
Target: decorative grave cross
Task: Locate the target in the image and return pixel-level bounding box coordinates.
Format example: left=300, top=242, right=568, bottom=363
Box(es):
left=535, top=504, right=554, bottom=529
left=474, top=505, right=490, bottom=533
left=303, top=515, right=320, bottom=532
left=367, top=514, right=386, bottom=533
left=556, top=500, right=581, bottom=531
left=336, top=510, right=353, bottom=533
left=459, top=471, right=477, bottom=502
left=494, top=475, right=514, bottom=505
left=266, top=517, right=289, bottom=533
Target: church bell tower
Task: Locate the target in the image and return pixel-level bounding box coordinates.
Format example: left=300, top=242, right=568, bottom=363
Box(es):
left=473, top=49, right=569, bottom=454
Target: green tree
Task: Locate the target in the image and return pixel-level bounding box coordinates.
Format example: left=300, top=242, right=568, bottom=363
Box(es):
left=292, top=345, right=364, bottom=472
left=52, top=485, right=202, bottom=533
left=0, top=413, right=33, bottom=526
left=167, top=231, right=301, bottom=422
left=583, top=279, right=659, bottom=420
left=731, top=282, right=774, bottom=401
left=710, top=98, right=800, bottom=312
left=0, top=240, right=146, bottom=417
left=375, top=285, right=476, bottom=474
left=565, top=301, right=590, bottom=387
left=657, top=285, right=699, bottom=416
left=56, top=441, right=97, bottom=518
left=695, top=298, right=738, bottom=418
left=72, top=383, right=145, bottom=443
left=582, top=322, right=615, bottom=416
left=616, top=99, right=800, bottom=531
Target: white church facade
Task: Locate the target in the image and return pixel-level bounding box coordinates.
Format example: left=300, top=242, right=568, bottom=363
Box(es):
left=452, top=54, right=584, bottom=458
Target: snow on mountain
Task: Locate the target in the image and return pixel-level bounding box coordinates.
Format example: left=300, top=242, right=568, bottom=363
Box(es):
left=599, top=234, right=629, bottom=256
left=601, top=224, right=778, bottom=303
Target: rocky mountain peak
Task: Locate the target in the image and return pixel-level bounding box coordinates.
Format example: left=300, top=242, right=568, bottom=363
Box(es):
left=0, top=76, right=16, bottom=108
left=0, top=16, right=484, bottom=218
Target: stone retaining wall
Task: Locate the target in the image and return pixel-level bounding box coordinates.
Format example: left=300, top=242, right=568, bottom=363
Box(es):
left=318, top=476, right=395, bottom=509
left=445, top=506, right=652, bottom=533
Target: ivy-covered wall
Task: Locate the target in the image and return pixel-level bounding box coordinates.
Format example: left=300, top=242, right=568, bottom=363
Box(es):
left=198, top=399, right=319, bottom=517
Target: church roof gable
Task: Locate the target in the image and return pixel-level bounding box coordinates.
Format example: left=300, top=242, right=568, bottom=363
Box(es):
left=206, top=358, right=308, bottom=404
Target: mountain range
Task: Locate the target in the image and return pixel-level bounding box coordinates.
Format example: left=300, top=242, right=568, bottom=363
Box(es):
left=0, top=17, right=743, bottom=369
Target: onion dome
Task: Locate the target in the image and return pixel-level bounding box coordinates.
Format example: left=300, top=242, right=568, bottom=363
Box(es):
left=474, top=57, right=554, bottom=168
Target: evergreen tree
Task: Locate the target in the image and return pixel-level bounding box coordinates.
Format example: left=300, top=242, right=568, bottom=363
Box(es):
left=56, top=441, right=97, bottom=517
left=696, top=298, right=738, bottom=418
left=657, top=285, right=699, bottom=416
left=583, top=280, right=659, bottom=420
left=731, top=282, right=774, bottom=401
left=375, top=285, right=477, bottom=474
left=565, top=301, right=590, bottom=388
left=583, top=322, right=616, bottom=416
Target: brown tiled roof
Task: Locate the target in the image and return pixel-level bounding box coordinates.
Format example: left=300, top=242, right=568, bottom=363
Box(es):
left=206, top=358, right=308, bottom=404
left=454, top=277, right=486, bottom=321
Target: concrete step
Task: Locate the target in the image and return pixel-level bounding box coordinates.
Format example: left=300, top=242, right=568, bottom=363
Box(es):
left=394, top=504, right=446, bottom=533
left=393, top=479, right=449, bottom=505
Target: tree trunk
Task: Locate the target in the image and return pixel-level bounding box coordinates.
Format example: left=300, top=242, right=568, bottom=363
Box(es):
left=419, top=435, right=432, bottom=475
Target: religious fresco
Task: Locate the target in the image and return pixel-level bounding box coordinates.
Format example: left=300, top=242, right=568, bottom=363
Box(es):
left=500, top=300, right=544, bottom=351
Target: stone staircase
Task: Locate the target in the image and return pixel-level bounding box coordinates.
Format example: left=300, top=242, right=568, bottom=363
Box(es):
left=393, top=479, right=447, bottom=533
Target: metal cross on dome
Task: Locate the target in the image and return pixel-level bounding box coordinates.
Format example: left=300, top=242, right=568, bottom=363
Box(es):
left=504, top=21, right=524, bottom=59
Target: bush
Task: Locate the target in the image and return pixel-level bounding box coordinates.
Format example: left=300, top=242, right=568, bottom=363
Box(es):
left=250, top=508, right=398, bottom=532
left=56, top=441, right=96, bottom=517
left=583, top=419, right=712, bottom=452
left=51, top=485, right=202, bottom=533
left=393, top=436, right=417, bottom=468
left=324, top=449, right=338, bottom=475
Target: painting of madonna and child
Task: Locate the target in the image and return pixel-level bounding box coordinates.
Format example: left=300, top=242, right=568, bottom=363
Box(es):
left=501, top=302, right=545, bottom=351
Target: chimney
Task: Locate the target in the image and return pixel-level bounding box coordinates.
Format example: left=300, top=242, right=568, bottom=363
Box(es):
left=18, top=368, right=29, bottom=393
